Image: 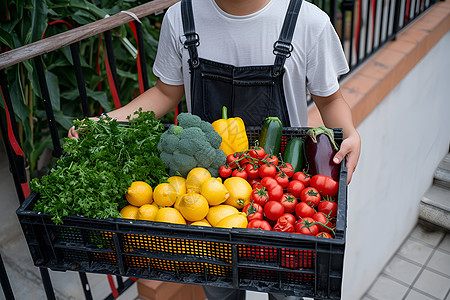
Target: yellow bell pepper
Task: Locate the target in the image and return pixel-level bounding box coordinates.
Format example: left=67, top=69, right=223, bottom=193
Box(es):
left=212, top=107, right=248, bottom=156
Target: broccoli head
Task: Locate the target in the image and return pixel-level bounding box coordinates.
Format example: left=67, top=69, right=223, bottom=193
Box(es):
left=177, top=113, right=202, bottom=129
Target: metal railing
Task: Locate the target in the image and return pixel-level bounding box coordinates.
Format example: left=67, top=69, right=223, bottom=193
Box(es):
left=0, top=0, right=440, bottom=299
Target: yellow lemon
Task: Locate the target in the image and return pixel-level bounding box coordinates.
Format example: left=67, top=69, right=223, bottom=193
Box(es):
left=154, top=207, right=186, bottom=225
left=200, top=178, right=229, bottom=206
left=186, top=167, right=211, bottom=193
left=190, top=219, right=212, bottom=227
left=167, top=176, right=187, bottom=196
left=215, top=212, right=248, bottom=229
left=125, top=181, right=153, bottom=207
left=136, top=204, right=159, bottom=221
left=178, top=193, right=209, bottom=222
left=206, top=205, right=239, bottom=227
left=153, top=183, right=177, bottom=207
left=223, top=177, right=252, bottom=209
left=173, top=194, right=184, bottom=211
left=120, top=205, right=139, bottom=219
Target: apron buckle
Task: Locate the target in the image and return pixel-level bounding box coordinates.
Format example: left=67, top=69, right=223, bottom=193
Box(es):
left=183, top=32, right=200, bottom=48
left=273, top=40, right=294, bottom=58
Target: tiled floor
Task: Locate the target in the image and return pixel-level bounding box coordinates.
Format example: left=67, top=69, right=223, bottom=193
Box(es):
left=362, top=225, right=450, bottom=300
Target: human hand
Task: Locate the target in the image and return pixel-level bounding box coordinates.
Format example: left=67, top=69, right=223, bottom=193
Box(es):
left=332, top=131, right=361, bottom=185
left=68, top=126, right=79, bottom=139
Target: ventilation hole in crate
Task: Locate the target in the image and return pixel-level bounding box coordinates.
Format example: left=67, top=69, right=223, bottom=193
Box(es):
left=54, top=227, right=83, bottom=245
left=124, top=256, right=150, bottom=268
left=58, top=249, right=88, bottom=265
left=238, top=245, right=278, bottom=263
left=239, top=268, right=278, bottom=282
left=91, top=252, right=117, bottom=266
left=280, top=248, right=315, bottom=269
left=87, top=231, right=115, bottom=250
left=281, top=271, right=314, bottom=285
left=121, top=234, right=232, bottom=262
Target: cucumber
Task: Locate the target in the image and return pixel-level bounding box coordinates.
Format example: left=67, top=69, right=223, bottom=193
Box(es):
left=259, top=117, right=283, bottom=155
left=282, top=137, right=306, bottom=173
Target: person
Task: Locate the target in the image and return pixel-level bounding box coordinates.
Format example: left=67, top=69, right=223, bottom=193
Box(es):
left=69, top=0, right=360, bottom=298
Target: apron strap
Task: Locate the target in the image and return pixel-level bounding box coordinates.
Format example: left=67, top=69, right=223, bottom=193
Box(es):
left=273, top=0, right=303, bottom=76
left=181, top=0, right=200, bottom=68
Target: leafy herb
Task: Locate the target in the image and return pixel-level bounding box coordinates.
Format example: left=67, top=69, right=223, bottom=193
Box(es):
left=31, top=109, right=169, bottom=224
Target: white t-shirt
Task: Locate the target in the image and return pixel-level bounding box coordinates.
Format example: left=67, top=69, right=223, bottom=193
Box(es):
left=153, top=0, right=349, bottom=127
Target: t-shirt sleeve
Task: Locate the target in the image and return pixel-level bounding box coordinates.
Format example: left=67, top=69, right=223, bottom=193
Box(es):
left=306, top=20, right=349, bottom=97
left=153, top=7, right=184, bottom=86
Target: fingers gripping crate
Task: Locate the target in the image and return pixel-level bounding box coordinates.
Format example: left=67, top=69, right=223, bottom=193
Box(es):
left=16, top=127, right=347, bottom=299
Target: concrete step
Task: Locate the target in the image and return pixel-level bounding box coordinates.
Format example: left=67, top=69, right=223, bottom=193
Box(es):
left=418, top=153, right=450, bottom=232
left=434, top=153, right=450, bottom=189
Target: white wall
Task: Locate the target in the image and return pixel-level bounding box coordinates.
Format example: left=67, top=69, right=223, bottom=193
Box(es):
left=342, top=31, right=450, bottom=300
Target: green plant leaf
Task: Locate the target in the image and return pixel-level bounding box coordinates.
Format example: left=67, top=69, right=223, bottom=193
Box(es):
left=86, top=89, right=112, bottom=112
left=7, top=66, right=30, bottom=123
left=54, top=110, right=75, bottom=130
left=45, top=70, right=61, bottom=111
left=0, top=27, right=14, bottom=48
left=29, top=137, right=53, bottom=171
left=30, top=0, right=48, bottom=43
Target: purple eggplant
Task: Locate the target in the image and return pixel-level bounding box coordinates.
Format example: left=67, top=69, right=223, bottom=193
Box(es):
left=304, top=126, right=340, bottom=181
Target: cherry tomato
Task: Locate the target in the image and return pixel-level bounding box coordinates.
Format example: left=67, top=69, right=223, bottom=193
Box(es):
left=259, top=164, right=277, bottom=178
left=232, top=169, right=248, bottom=180
left=312, top=212, right=333, bottom=233
left=279, top=193, right=298, bottom=213
left=318, top=200, right=338, bottom=218
left=316, top=232, right=333, bottom=239
left=273, top=215, right=295, bottom=233
left=292, top=172, right=311, bottom=187
left=245, top=163, right=260, bottom=179
left=287, top=180, right=305, bottom=198
left=227, top=153, right=240, bottom=169
left=300, top=187, right=321, bottom=207
left=310, top=175, right=339, bottom=198
left=264, top=201, right=285, bottom=221
left=264, top=154, right=279, bottom=166
left=251, top=186, right=269, bottom=207
left=281, top=213, right=296, bottom=225
left=219, top=165, right=232, bottom=178
left=267, top=184, right=283, bottom=202
left=251, top=182, right=263, bottom=190
left=249, top=146, right=265, bottom=160
left=247, top=178, right=261, bottom=188
left=239, top=153, right=252, bottom=168
left=248, top=212, right=264, bottom=222
left=295, top=202, right=316, bottom=219
left=279, top=162, right=294, bottom=178
left=294, top=217, right=319, bottom=236
left=274, top=172, right=290, bottom=188
left=261, top=177, right=279, bottom=189
left=247, top=219, right=272, bottom=231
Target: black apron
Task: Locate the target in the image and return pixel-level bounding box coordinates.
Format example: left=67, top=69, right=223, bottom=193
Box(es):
left=181, top=0, right=303, bottom=127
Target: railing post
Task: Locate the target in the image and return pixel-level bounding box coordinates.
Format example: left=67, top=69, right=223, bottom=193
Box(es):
left=0, top=253, right=14, bottom=300
left=392, top=0, right=403, bottom=40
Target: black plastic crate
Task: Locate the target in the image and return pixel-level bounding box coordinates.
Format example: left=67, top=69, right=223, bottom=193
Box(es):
left=17, top=127, right=347, bottom=299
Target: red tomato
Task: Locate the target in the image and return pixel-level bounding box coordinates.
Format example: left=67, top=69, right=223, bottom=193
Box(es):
left=316, top=232, right=333, bottom=239
left=249, top=146, right=265, bottom=160
left=248, top=178, right=261, bottom=188
left=264, top=201, right=285, bottom=221
left=295, top=202, right=316, bottom=219
left=239, top=154, right=252, bottom=168
left=281, top=213, right=296, bottom=225
left=259, top=164, right=277, bottom=178
left=250, top=186, right=269, bottom=207
left=264, top=154, right=279, bottom=166
left=243, top=202, right=263, bottom=215
left=247, top=219, right=272, bottom=231
left=261, top=177, right=279, bottom=189
left=312, top=212, right=333, bottom=233
left=318, top=200, right=338, bottom=218
left=292, top=172, right=311, bottom=187
left=274, top=172, right=290, bottom=188
left=273, top=215, right=295, bottom=233
left=279, top=163, right=294, bottom=178
left=295, top=217, right=319, bottom=236
left=226, top=153, right=240, bottom=169
left=245, top=164, right=260, bottom=179
left=247, top=212, right=264, bottom=222
left=267, top=184, right=283, bottom=202
left=232, top=169, right=248, bottom=180
left=279, top=193, right=298, bottom=213
left=219, top=165, right=232, bottom=178
left=251, top=182, right=263, bottom=189
left=310, top=175, right=339, bottom=198
left=287, top=180, right=305, bottom=198
left=300, top=187, right=321, bottom=207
